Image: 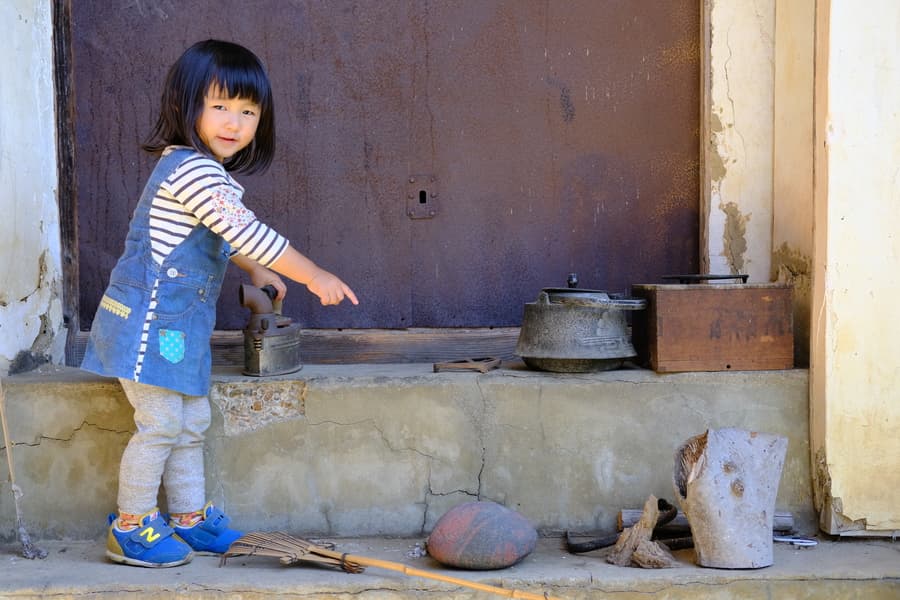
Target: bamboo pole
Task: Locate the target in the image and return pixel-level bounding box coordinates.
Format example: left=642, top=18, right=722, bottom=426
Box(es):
left=0, top=378, right=47, bottom=559
left=338, top=553, right=558, bottom=600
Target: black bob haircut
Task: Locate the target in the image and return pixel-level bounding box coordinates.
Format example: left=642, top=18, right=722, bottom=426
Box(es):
left=143, top=39, right=275, bottom=174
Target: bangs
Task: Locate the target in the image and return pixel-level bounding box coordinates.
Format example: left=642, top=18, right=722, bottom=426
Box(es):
left=207, top=67, right=269, bottom=104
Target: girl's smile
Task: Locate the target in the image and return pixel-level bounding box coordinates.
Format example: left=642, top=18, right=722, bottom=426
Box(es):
left=196, top=85, right=261, bottom=162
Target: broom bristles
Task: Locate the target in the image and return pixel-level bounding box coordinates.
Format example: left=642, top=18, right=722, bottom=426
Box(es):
left=222, top=531, right=363, bottom=572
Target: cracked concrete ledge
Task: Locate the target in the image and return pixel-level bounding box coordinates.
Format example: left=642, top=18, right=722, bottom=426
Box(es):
left=0, top=537, right=897, bottom=600
left=2, top=363, right=813, bottom=542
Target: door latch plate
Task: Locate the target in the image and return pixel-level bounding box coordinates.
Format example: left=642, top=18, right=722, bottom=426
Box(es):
left=406, top=174, right=438, bottom=219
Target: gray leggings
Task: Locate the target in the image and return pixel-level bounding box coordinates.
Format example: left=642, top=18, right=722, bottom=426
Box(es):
left=117, top=378, right=210, bottom=515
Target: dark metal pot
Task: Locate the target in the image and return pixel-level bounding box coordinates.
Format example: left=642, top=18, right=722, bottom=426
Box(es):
left=515, top=287, right=646, bottom=372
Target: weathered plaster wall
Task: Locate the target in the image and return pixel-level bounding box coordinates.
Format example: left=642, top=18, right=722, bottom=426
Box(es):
left=772, top=0, right=814, bottom=367
left=811, top=0, right=900, bottom=533
left=0, top=1, right=65, bottom=375
left=0, top=366, right=815, bottom=540
left=703, top=0, right=775, bottom=282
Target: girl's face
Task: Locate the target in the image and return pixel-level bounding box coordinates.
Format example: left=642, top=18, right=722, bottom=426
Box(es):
left=196, top=84, right=261, bottom=162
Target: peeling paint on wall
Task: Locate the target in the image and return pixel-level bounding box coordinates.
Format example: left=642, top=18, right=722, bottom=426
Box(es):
left=720, top=201, right=750, bottom=273
left=773, top=242, right=811, bottom=366
left=707, top=112, right=729, bottom=182
left=1, top=2, right=64, bottom=376
left=814, top=447, right=868, bottom=535
left=772, top=243, right=811, bottom=291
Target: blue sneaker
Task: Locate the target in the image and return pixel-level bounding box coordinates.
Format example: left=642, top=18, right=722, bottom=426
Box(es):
left=106, top=510, right=193, bottom=568
left=172, top=502, right=243, bottom=555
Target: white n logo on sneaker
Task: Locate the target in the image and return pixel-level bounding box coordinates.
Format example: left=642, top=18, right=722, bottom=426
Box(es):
left=139, top=527, right=161, bottom=543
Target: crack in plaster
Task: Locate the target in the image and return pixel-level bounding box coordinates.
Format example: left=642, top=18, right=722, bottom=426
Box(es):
left=722, top=26, right=747, bottom=168
left=307, top=415, right=481, bottom=533
left=0, top=420, right=131, bottom=450
left=421, top=379, right=489, bottom=531
left=497, top=370, right=646, bottom=385
left=472, top=378, right=488, bottom=497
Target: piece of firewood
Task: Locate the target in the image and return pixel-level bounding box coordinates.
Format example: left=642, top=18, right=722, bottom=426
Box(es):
left=607, top=495, right=658, bottom=567
left=632, top=540, right=678, bottom=568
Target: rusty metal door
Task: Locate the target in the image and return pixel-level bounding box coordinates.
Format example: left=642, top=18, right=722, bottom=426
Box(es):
left=72, top=1, right=698, bottom=330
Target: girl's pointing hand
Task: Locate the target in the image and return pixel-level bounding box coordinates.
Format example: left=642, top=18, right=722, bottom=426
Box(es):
left=308, top=271, right=359, bottom=306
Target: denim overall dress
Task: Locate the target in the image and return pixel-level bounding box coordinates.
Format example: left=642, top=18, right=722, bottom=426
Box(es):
left=81, top=148, right=230, bottom=396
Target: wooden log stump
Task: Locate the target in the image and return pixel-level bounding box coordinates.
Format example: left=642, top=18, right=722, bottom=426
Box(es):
left=673, top=428, right=788, bottom=569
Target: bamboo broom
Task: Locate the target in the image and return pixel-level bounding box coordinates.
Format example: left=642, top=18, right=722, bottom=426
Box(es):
left=223, top=531, right=559, bottom=600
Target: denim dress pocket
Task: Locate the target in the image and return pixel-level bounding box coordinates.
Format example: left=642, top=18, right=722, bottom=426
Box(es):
left=153, top=263, right=213, bottom=320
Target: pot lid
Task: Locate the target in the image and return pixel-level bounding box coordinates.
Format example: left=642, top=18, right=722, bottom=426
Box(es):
left=542, top=288, right=611, bottom=303
left=538, top=288, right=646, bottom=310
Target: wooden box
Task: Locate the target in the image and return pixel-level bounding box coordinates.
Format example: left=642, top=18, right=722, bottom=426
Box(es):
left=630, top=283, right=793, bottom=372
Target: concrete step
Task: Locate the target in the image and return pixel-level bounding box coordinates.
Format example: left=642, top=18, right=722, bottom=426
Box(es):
left=1, top=537, right=898, bottom=599
left=4, top=363, right=898, bottom=598
left=2, top=363, right=814, bottom=541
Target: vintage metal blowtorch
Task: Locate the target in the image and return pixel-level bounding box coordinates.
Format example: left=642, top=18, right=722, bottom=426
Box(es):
left=239, top=283, right=303, bottom=376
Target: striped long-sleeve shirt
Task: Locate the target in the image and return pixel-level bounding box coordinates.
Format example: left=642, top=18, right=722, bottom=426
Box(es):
left=149, top=147, right=288, bottom=267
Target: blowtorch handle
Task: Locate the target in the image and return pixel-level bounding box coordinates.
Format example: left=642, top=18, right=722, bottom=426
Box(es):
left=260, top=285, right=278, bottom=300
left=260, top=285, right=283, bottom=314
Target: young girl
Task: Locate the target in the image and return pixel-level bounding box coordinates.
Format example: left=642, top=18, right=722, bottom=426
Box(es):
left=81, top=39, right=358, bottom=568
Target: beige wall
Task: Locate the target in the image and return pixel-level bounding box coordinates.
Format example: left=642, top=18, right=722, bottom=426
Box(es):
left=811, top=0, right=900, bottom=533
left=0, top=1, right=65, bottom=374
left=701, top=0, right=775, bottom=282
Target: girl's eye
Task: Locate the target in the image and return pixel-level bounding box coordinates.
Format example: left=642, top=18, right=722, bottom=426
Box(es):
left=242, top=109, right=257, bottom=116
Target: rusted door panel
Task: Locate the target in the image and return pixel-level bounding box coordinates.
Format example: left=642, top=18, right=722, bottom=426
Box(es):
left=72, top=1, right=698, bottom=330
left=409, top=2, right=699, bottom=325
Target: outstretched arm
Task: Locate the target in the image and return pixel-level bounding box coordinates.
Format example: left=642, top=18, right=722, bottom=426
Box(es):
left=234, top=246, right=358, bottom=306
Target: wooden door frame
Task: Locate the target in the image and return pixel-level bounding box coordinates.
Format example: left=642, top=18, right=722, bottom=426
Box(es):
left=54, top=0, right=81, bottom=367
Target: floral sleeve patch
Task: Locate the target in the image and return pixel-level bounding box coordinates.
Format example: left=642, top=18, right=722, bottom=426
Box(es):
left=159, top=329, right=186, bottom=364
left=211, top=185, right=256, bottom=229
